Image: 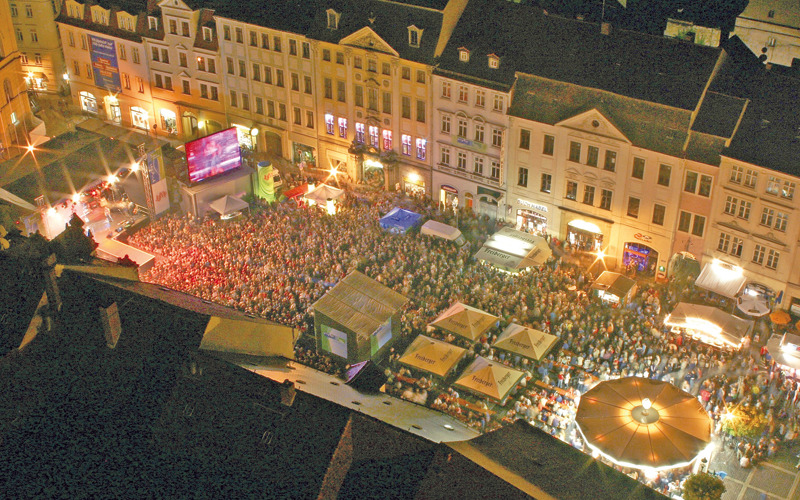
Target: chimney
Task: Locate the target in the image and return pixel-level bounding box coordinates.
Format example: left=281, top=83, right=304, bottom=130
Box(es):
left=601, top=22, right=612, bottom=36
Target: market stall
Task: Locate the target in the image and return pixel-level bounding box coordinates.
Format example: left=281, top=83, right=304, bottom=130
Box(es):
left=694, top=260, right=746, bottom=298
left=766, top=332, right=800, bottom=375
left=664, top=302, right=753, bottom=349
left=590, top=271, right=637, bottom=306
left=474, top=227, right=552, bottom=273
left=379, top=207, right=424, bottom=234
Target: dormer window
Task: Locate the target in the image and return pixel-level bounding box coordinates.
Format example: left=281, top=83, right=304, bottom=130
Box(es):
left=327, top=9, right=340, bottom=30
left=408, top=25, right=422, bottom=48
left=91, top=7, right=108, bottom=25
left=202, top=26, right=212, bottom=42
left=148, top=16, right=158, bottom=31
left=488, top=54, right=500, bottom=69
left=458, top=47, right=470, bottom=62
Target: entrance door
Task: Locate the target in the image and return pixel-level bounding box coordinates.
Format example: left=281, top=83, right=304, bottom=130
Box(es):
left=264, top=132, right=282, bottom=157
left=623, top=242, right=658, bottom=275
left=182, top=112, right=198, bottom=138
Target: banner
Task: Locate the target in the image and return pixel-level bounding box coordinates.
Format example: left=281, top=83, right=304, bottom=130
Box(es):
left=256, top=161, right=275, bottom=202
left=89, top=35, right=121, bottom=92
left=145, top=148, right=168, bottom=215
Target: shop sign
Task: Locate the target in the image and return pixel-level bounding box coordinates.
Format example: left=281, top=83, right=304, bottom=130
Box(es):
left=517, top=198, right=548, bottom=213
left=440, top=184, right=458, bottom=194
left=634, top=232, right=652, bottom=243
left=452, top=136, right=487, bottom=153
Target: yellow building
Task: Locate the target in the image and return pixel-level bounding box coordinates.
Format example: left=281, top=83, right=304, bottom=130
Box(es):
left=0, top=0, right=35, bottom=159
left=11, top=0, right=68, bottom=97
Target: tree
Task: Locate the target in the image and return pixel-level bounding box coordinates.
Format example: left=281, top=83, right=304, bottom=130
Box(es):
left=720, top=405, right=767, bottom=439
left=682, top=472, right=725, bottom=500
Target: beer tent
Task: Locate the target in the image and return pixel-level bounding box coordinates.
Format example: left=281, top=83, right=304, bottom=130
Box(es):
left=379, top=207, right=424, bottom=234
left=694, top=260, right=746, bottom=298
left=664, top=302, right=752, bottom=349
left=454, top=356, right=525, bottom=403
left=304, top=183, right=345, bottom=204
left=474, top=227, right=551, bottom=273
left=429, top=302, right=499, bottom=342
left=312, top=271, right=408, bottom=363
left=493, top=323, right=558, bottom=362
left=399, top=335, right=466, bottom=378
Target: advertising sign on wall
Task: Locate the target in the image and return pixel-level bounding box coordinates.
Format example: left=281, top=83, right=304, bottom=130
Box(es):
left=89, top=35, right=121, bottom=92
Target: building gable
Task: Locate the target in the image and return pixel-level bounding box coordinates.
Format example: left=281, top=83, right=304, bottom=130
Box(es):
left=339, top=26, right=399, bottom=57
left=557, top=109, right=630, bottom=144
left=157, top=0, right=192, bottom=12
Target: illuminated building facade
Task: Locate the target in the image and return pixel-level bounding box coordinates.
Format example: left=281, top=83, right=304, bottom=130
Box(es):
left=10, top=0, right=68, bottom=96
left=0, top=0, right=35, bottom=158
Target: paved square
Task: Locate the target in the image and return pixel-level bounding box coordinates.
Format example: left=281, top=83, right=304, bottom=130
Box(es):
left=749, top=466, right=794, bottom=497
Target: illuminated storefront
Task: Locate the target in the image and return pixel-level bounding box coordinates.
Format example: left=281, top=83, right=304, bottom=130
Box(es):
left=130, top=106, right=149, bottom=130
left=293, top=142, right=317, bottom=169
left=515, top=198, right=549, bottom=234
left=623, top=242, right=659, bottom=274
left=79, top=91, right=98, bottom=114
left=439, top=184, right=458, bottom=209
left=104, top=95, right=121, bottom=123
left=567, top=219, right=603, bottom=251
left=403, top=172, right=426, bottom=196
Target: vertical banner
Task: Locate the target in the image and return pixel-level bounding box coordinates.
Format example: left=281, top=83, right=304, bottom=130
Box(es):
left=89, top=35, right=121, bottom=92
left=146, top=148, right=169, bottom=215
left=256, top=161, right=275, bottom=202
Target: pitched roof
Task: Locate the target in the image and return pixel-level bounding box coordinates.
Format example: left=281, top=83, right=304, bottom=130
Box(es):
left=437, top=0, right=721, bottom=110
left=307, top=0, right=443, bottom=64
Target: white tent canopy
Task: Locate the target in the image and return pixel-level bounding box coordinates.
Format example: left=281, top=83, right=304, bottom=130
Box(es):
left=209, top=195, right=249, bottom=216
left=0, top=187, right=36, bottom=211
left=767, top=333, right=800, bottom=372
left=474, top=227, right=551, bottom=272
left=304, top=183, right=345, bottom=204
left=664, top=302, right=753, bottom=349
left=694, top=261, right=746, bottom=298
left=420, top=220, right=465, bottom=245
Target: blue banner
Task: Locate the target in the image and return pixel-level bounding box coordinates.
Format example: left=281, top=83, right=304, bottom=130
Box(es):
left=89, top=35, right=121, bottom=92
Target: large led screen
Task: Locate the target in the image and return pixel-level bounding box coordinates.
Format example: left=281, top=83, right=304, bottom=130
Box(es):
left=185, top=127, right=242, bottom=184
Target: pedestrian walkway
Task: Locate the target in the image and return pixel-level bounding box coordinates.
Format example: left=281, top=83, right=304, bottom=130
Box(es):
left=709, top=441, right=800, bottom=499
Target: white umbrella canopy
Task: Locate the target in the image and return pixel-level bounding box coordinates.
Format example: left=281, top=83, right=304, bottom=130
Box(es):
left=736, top=294, right=770, bottom=317
left=209, top=195, right=249, bottom=216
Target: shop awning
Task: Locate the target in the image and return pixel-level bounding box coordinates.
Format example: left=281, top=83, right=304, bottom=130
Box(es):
left=664, top=302, right=753, bottom=349
left=767, top=333, right=800, bottom=372
left=454, top=356, right=525, bottom=403
left=399, top=335, right=466, bottom=377
left=694, top=261, right=746, bottom=298
left=429, top=302, right=499, bottom=342
left=493, top=323, right=558, bottom=362
left=474, top=227, right=552, bottom=272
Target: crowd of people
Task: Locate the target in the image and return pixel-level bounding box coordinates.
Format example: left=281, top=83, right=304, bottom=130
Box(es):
left=128, top=186, right=800, bottom=497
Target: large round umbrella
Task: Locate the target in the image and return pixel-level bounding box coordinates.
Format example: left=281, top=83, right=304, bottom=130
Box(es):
left=771, top=310, right=792, bottom=325
left=575, top=377, right=712, bottom=470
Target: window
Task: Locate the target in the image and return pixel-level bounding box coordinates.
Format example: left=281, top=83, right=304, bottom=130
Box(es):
left=717, top=232, right=730, bottom=253
left=752, top=244, right=765, bottom=265
left=242, top=94, right=250, bottom=111
left=202, top=27, right=212, bottom=42
left=402, top=134, right=412, bottom=155
left=306, top=110, right=314, bottom=128
left=473, top=156, right=483, bottom=175
left=766, top=249, right=780, bottom=270
left=401, top=66, right=410, bottom=79
left=327, top=9, right=339, bottom=30
left=323, top=49, right=331, bottom=61
left=368, top=126, right=379, bottom=146
left=519, top=129, right=530, bottom=150
left=586, top=146, right=599, bottom=167
left=775, top=211, right=788, bottom=232
left=417, top=70, right=425, bottom=84
left=569, top=141, right=581, bottom=162
left=355, top=86, right=363, bottom=107
left=474, top=123, right=484, bottom=143
left=491, top=161, right=500, bottom=180
left=68, top=31, right=75, bottom=47
left=339, top=118, right=347, bottom=138
left=169, top=19, right=177, bottom=34
left=629, top=158, right=645, bottom=179
left=336, top=52, right=344, bottom=64
left=738, top=200, right=751, bottom=220
left=291, top=73, right=299, bottom=91
left=761, top=207, right=775, bottom=227
left=72, top=60, right=80, bottom=76
left=264, top=67, right=272, bottom=84
left=518, top=167, right=529, bottom=187
left=81, top=34, right=87, bottom=49
left=566, top=181, right=578, bottom=200
left=652, top=204, right=665, bottom=225
left=136, top=77, right=144, bottom=93
left=492, top=94, right=504, bottom=112
left=207, top=59, right=215, bottom=73
left=176, top=52, right=186, bottom=67
left=11, top=4, right=18, bottom=16
left=148, top=16, right=158, bottom=31
left=382, top=63, right=391, bottom=75
left=475, top=90, right=485, bottom=108
left=16, top=29, right=23, bottom=42
left=355, top=123, right=365, bottom=143
left=684, top=171, right=698, bottom=193
left=255, top=97, right=263, bottom=114
left=382, top=129, right=391, bottom=149
left=154, top=73, right=172, bottom=90
left=692, top=215, right=705, bottom=237
left=492, top=129, right=502, bottom=148
left=30, top=30, right=38, bottom=43
left=200, top=83, right=208, bottom=99
left=409, top=28, right=419, bottom=48
left=276, top=69, right=284, bottom=87
left=440, top=147, right=450, bottom=166
left=382, top=91, right=391, bottom=114
left=730, top=236, right=743, bottom=257
left=724, top=195, right=738, bottom=215
left=543, top=134, right=555, bottom=156
left=417, top=139, right=427, bottom=160
left=458, top=86, right=468, bottom=103
left=698, top=174, right=712, bottom=197
left=278, top=103, right=286, bottom=121
left=161, top=49, right=169, bottom=63
left=402, top=96, right=411, bottom=119
left=252, top=64, right=261, bottom=81
left=368, top=59, right=377, bottom=72
left=540, top=173, right=552, bottom=193
left=229, top=90, right=238, bottom=108
left=441, top=81, right=451, bottom=99
left=603, top=151, right=617, bottom=172
left=657, top=164, right=671, bottom=186
left=132, top=47, right=140, bottom=64
left=293, top=107, right=301, bottom=125
left=177, top=79, right=189, bottom=95
left=416, top=100, right=425, bottom=122
left=273, top=36, right=281, bottom=52
left=325, top=114, right=334, bottom=135
left=457, top=119, right=467, bottom=137
left=678, top=211, right=691, bottom=232
left=261, top=33, right=269, bottom=49
left=627, top=197, right=640, bottom=218
left=744, top=169, right=757, bottom=188
left=237, top=59, right=246, bottom=77
left=459, top=48, right=470, bottom=62
left=182, top=21, right=189, bottom=36
left=441, top=115, right=451, bottom=134
left=223, top=26, right=231, bottom=40
left=583, top=186, right=595, bottom=205
left=457, top=152, right=467, bottom=170
left=368, top=88, right=378, bottom=110
left=730, top=165, right=743, bottom=184
left=20, top=53, right=28, bottom=64
left=302, top=42, right=310, bottom=59
left=783, top=181, right=795, bottom=200
left=600, top=189, right=612, bottom=210
left=289, top=39, right=297, bottom=56
left=152, top=47, right=160, bottom=62
left=767, top=176, right=780, bottom=195
left=267, top=100, right=275, bottom=118
left=26, top=4, right=33, bottom=17
left=123, top=73, right=131, bottom=89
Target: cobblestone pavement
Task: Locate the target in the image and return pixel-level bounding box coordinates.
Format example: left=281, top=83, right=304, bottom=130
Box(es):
left=709, top=441, right=800, bottom=499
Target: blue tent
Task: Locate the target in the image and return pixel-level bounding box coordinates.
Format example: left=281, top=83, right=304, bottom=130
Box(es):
left=379, top=207, right=423, bottom=234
